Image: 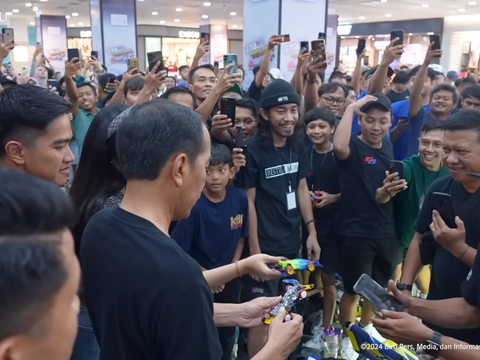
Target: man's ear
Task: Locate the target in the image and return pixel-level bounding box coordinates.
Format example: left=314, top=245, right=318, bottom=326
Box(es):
left=4, top=141, right=26, bottom=166
left=188, top=84, right=193, bottom=92
left=171, top=153, right=189, bottom=188
left=228, top=165, right=236, bottom=180
left=259, top=108, right=269, bottom=121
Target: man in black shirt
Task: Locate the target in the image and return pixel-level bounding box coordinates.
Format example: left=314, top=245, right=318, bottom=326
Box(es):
left=386, top=70, right=410, bottom=104
left=401, top=110, right=480, bottom=344
left=242, top=79, right=321, bottom=357
left=333, top=93, right=404, bottom=341
left=81, top=100, right=304, bottom=360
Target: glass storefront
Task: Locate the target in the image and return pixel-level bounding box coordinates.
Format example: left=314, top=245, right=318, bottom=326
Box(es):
left=67, top=37, right=92, bottom=62
left=144, top=36, right=199, bottom=73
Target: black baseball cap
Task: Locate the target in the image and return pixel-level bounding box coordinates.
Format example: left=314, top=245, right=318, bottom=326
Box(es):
left=365, top=65, right=395, bottom=80
left=0, top=75, right=17, bottom=86
left=360, top=93, right=392, bottom=113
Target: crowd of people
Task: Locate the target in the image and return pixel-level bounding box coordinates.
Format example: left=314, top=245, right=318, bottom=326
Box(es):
left=2, top=30, right=480, bottom=360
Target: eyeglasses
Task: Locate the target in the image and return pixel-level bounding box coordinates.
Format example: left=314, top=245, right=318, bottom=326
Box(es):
left=321, top=96, right=345, bottom=105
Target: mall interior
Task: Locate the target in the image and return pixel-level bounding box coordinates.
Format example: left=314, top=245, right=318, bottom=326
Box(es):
left=2, top=0, right=480, bottom=81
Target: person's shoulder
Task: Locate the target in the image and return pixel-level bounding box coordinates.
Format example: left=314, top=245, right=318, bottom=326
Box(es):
left=392, top=99, right=409, bottom=110
left=428, top=175, right=454, bottom=192
left=227, top=186, right=247, bottom=201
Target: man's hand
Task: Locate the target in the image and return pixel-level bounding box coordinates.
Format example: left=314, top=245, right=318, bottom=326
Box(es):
left=306, top=234, right=321, bottom=261
left=306, top=56, right=327, bottom=80
left=33, top=43, right=43, bottom=58
left=144, top=61, right=167, bottom=92
left=387, top=280, right=413, bottom=310
left=64, top=58, right=82, bottom=79
left=264, top=308, right=303, bottom=359
left=119, top=67, right=142, bottom=91
left=87, top=56, right=104, bottom=72
left=195, top=41, right=210, bottom=59
left=237, top=296, right=282, bottom=328
left=297, top=49, right=310, bottom=69
left=315, top=191, right=339, bottom=208
left=356, top=48, right=366, bottom=60
left=372, top=311, right=433, bottom=346
left=215, top=63, right=240, bottom=94
left=347, top=94, right=377, bottom=116
left=106, top=80, right=120, bottom=93
left=381, top=39, right=404, bottom=66
left=395, top=117, right=409, bottom=132
left=49, top=86, right=60, bottom=96
left=381, top=171, right=408, bottom=197
left=431, top=211, right=467, bottom=257
left=239, top=254, right=284, bottom=281
left=211, top=112, right=232, bottom=136
left=212, top=284, right=225, bottom=294
left=268, top=35, right=282, bottom=51
left=232, top=148, right=246, bottom=170
left=0, top=39, right=14, bottom=61
left=424, top=43, right=443, bottom=65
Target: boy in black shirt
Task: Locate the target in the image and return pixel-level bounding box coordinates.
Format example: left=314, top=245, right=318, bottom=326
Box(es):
left=333, top=94, right=405, bottom=342
left=242, top=79, right=321, bottom=357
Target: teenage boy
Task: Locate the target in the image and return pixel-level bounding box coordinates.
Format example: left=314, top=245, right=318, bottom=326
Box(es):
left=401, top=110, right=480, bottom=345
left=172, top=143, right=248, bottom=360
left=461, top=85, right=480, bottom=110
left=242, top=79, right=321, bottom=357
left=0, top=85, right=74, bottom=186
left=386, top=71, right=410, bottom=104
left=376, top=121, right=449, bottom=298
left=303, top=107, right=340, bottom=334
left=162, top=86, right=196, bottom=110
left=333, top=94, right=405, bottom=348
left=123, top=77, right=145, bottom=106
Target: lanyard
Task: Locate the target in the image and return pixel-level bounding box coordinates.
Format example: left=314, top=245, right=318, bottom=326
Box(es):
left=310, top=144, right=333, bottom=191
left=274, top=145, right=293, bottom=192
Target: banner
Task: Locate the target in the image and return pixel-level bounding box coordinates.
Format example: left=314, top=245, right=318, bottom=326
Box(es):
left=40, top=15, right=68, bottom=73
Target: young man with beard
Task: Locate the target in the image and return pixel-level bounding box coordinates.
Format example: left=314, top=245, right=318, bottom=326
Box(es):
left=333, top=94, right=406, bottom=355
left=376, top=121, right=449, bottom=298
left=241, top=79, right=321, bottom=357
left=401, top=109, right=480, bottom=346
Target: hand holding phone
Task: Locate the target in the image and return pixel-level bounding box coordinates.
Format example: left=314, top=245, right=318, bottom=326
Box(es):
left=279, top=34, right=290, bottom=43
left=311, top=40, right=326, bottom=61
left=300, top=41, right=309, bottom=53
left=432, top=192, right=456, bottom=229
left=356, top=39, right=366, bottom=55
left=220, top=98, right=236, bottom=127
left=354, top=274, right=404, bottom=312
left=390, top=30, right=404, bottom=46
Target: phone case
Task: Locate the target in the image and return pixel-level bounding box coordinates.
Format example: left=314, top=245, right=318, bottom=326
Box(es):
left=223, top=54, right=238, bottom=75
left=390, top=30, right=404, bottom=45
left=432, top=192, right=456, bottom=228
left=353, top=274, right=403, bottom=312
left=429, top=35, right=441, bottom=50
left=300, top=41, right=309, bottom=53
left=311, top=40, right=326, bottom=60
left=389, top=161, right=404, bottom=180
left=221, top=98, right=236, bottom=126
left=281, top=35, right=290, bottom=42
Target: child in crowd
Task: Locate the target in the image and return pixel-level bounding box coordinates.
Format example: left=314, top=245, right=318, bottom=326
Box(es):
left=172, top=143, right=248, bottom=360
left=123, top=77, right=145, bottom=106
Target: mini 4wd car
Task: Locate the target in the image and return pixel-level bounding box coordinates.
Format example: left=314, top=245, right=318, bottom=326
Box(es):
left=263, top=279, right=314, bottom=324
left=271, top=258, right=321, bottom=276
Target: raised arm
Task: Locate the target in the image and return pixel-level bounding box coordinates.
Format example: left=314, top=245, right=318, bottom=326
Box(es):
left=291, top=50, right=309, bottom=97
left=255, top=36, right=281, bottom=87
left=134, top=62, right=166, bottom=105
left=303, top=57, right=325, bottom=114
left=190, top=41, right=210, bottom=70
left=64, top=58, right=83, bottom=119
left=368, top=39, right=403, bottom=95
left=350, top=49, right=366, bottom=95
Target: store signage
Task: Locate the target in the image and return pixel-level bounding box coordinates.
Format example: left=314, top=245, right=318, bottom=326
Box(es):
left=179, top=31, right=200, bottom=38
left=80, top=30, right=92, bottom=38
left=337, top=25, right=352, bottom=36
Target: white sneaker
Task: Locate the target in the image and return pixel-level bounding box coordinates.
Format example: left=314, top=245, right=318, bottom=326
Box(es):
left=303, top=329, right=325, bottom=351
left=339, top=336, right=359, bottom=360
left=362, top=323, right=387, bottom=343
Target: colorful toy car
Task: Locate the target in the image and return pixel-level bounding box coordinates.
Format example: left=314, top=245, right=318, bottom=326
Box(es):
left=271, top=258, right=321, bottom=276
left=264, top=279, right=314, bottom=324
left=311, top=190, right=322, bottom=206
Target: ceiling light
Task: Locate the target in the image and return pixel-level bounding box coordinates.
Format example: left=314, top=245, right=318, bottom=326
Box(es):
left=152, top=11, right=158, bottom=15
left=65, top=15, right=70, bottom=19
left=338, top=18, right=343, bottom=21
left=78, top=22, right=83, bottom=25
left=230, top=12, right=237, bottom=15
left=174, top=19, right=180, bottom=22
left=341, top=36, right=345, bottom=39
left=203, top=2, right=211, bottom=6
left=372, top=37, right=375, bottom=40
left=202, top=15, right=208, bottom=19
left=409, top=33, right=413, bottom=36
left=40, top=0, right=48, bottom=2
left=32, top=7, right=37, bottom=11
left=232, top=25, right=238, bottom=28
left=459, top=8, right=466, bottom=11
left=422, top=4, right=429, bottom=7
left=6, top=11, right=13, bottom=15
left=72, top=12, right=79, bottom=16
left=381, top=0, right=387, bottom=2
left=427, top=32, right=434, bottom=35
left=12, top=9, right=19, bottom=13
left=469, top=1, right=476, bottom=4
left=359, top=16, right=365, bottom=20
left=26, top=3, right=32, bottom=7
left=385, top=13, right=392, bottom=17
left=176, top=8, right=183, bottom=11
left=30, top=21, right=35, bottom=25
left=70, top=24, right=75, bottom=27
left=138, top=0, right=145, bottom=1
left=355, top=36, right=359, bottom=38
left=160, top=20, right=165, bottom=24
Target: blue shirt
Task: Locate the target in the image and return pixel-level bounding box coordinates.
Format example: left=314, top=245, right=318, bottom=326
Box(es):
left=178, top=80, right=188, bottom=87
left=391, top=100, right=431, bottom=160
left=172, top=187, right=249, bottom=269
left=407, top=107, right=432, bottom=157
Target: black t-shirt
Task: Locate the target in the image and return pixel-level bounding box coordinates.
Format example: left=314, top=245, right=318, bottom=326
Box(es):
left=462, top=252, right=480, bottom=308
left=415, top=176, right=480, bottom=344
left=305, top=145, right=340, bottom=235
left=386, top=89, right=410, bottom=104
left=242, top=135, right=309, bottom=255
left=247, top=80, right=262, bottom=103
left=335, top=136, right=395, bottom=238
left=80, top=208, right=222, bottom=360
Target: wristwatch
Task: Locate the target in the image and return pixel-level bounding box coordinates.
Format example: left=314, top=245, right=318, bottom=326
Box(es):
left=425, top=331, right=442, bottom=357
left=396, top=281, right=413, bottom=291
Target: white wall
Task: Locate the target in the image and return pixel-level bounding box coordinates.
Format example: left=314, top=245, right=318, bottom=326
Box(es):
left=441, top=14, right=480, bottom=72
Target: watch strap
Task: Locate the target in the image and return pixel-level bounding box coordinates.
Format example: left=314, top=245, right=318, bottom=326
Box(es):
left=396, top=281, right=413, bottom=291
left=425, top=331, right=442, bottom=357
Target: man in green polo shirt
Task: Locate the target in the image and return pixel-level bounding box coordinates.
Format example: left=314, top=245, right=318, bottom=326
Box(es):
left=376, top=120, right=449, bottom=298
left=64, top=58, right=99, bottom=157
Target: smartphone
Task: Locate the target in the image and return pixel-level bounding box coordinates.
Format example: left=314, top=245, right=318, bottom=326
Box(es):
left=48, top=79, right=58, bottom=88
left=429, top=35, right=441, bottom=52
left=200, top=32, right=210, bottom=43
left=1, top=28, right=14, bottom=44
left=318, top=32, right=326, bottom=40
left=127, top=57, right=139, bottom=73
left=432, top=192, right=456, bottom=229
left=390, top=29, right=404, bottom=46
left=147, top=51, right=163, bottom=73
left=107, top=77, right=116, bottom=84
left=67, top=48, right=80, bottom=63
left=356, top=39, right=366, bottom=55
left=311, top=40, right=326, bottom=61
left=280, top=34, right=290, bottom=43
left=235, top=124, right=244, bottom=148
left=213, top=61, right=219, bottom=71
left=221, top=97, right=236, bottom=127
left=389, top=160, right=404, bottom=181
left=90, top=50, right=99, bottom=59
left=353, top=274, right=404, bottom=312
left=300, top=41, right=309, bottom=53
left=223, top=54, right=238, bottom=75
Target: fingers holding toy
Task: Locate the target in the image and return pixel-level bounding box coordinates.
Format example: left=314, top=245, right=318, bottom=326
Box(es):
left=267, top=307, right=304, bottom=358
left=239, top=254, right=285, bottom=281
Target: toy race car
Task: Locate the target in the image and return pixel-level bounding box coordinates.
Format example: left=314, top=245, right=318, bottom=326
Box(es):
left=311, top=190, right=322, bottom=206
left=264, top=279, right=314, bottom=324
left=271, top=258, right=321, bottom=276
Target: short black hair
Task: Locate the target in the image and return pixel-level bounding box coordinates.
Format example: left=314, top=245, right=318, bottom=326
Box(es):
left=98, top=73, right=116, bottom=90
left=123, top=77, right=144, bottom=97
left=116, top=99, right=207, bottom=180
left=318, top=82, right=348, bottom=98
left=462, top=85, right=480, bottom=101
left=100, top=92, right=115, bottom=109
left=166, top=76, right=177, bottom=84
left=236, top=97, right=258, bottom=116
left=304, top=107, right=337, bottom=127
left=209, top=143, right=233, bottom=167
left=430, top=83, right=459, bottom=105
left=0, top=235, right=68, bottom=340
left=161, top=86, right=197, bottom=108
left=189, top=64, right=215, bottom=84
left=0, top=85, right=72, bottom=157
left=178, top=65, right=190, bottom=73
left=0, top=169, right=75, bottom=236
left=392, top=70, right=411, bottom=84
left=409, top=65, right=436, bottom=83
left=77, top=82, right=97, bottom=95
left=458, top=76, right=479, bottom=88
left=442, top=109, right=480, bottom=141
left=329, top=71, right=346, bottom=82
left=420, top=120, right=445, bottom=134
left=344, top=84, right=355, bottom=94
